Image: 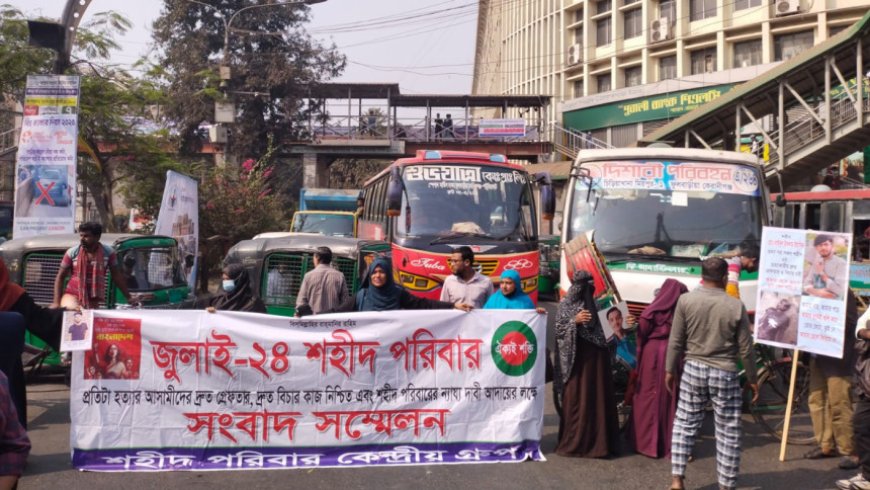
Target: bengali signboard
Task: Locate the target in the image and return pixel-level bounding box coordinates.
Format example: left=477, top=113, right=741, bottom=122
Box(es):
left=583, top=160, right=761, bottom=196
left=70, top=309, right=546, bottom=471
left=155, top=171, right=199, bottom=289
left=479, top=119, right=526, bottom=137
left=13, top=75, right=80, bottom=238
left=754, top=227, right=852, bottom=358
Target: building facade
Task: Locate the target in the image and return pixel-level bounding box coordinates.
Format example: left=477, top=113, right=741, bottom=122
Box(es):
left=473, top=0, right=869, bottom=147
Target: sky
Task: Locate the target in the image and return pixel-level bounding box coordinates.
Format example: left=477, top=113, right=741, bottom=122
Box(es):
left=11, top=0, right=478, bottom=95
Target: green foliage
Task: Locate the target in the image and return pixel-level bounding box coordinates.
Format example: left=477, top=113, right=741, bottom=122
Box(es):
left=0, top=5, right=52, bottom=101
left=328, top=159, right=391, bottom=188
left=152, top=0, right=346, bottom=156
left=195, top=138, right=286, bottom=278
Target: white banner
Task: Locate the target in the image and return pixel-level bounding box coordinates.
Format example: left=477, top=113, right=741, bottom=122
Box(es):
left=155, top=171, right=199, bottom=289
left=13, top=75, right=80, bottom=238
left=70, top=309, right=546, bottom=471
left=755, top=227, right=852, bottom=358
left=479, top=119, right=526, bottom=137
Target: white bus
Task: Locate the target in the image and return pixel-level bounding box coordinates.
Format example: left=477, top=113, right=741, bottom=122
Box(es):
left=560, top=148, right=770, bottom=315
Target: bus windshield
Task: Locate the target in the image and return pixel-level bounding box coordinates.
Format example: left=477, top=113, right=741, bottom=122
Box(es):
left=567, top=160, right=763, bottom=259
left=396, top=164, right=536, bottom=241
left=292, top=212, right=355, bottom=237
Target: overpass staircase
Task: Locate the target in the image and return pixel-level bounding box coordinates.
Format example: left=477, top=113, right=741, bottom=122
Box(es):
left=643, top=11, right=870, bottom=187
left=551, top=123, right=611, bottom=161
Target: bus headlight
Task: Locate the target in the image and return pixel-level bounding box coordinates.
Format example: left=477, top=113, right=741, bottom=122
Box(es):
left=521, top=276, right=538, bottom=293
left=398, top=271, right=440, bottom=292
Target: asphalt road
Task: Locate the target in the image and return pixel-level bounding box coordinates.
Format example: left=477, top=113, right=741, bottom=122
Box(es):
left=17, top=302, right=850, bottom=489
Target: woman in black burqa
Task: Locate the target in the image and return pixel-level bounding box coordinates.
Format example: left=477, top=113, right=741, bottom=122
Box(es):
left=553, top=270, right=619, bottom=458
left=197, top=264, right=267, bottom=313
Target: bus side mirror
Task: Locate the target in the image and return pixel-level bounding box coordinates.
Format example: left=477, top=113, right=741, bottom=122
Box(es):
left=386, top=167, right=403, bottom=217
left=536, top=172, right=556, bottom=221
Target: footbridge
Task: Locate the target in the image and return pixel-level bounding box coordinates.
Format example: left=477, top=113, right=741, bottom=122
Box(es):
left=643, top=11, right=870, bottom=188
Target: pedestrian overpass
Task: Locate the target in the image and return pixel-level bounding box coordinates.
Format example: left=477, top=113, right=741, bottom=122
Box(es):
left=293, top=83, right=553, bottom=187
left=643, top=10, right=870, bottom=188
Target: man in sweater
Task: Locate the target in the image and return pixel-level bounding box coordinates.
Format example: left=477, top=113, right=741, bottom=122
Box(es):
left=666, top=257, right=759, bottom=490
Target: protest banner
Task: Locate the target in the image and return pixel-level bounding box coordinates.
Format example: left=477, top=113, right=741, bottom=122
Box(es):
left=13, top=75, right=80, bottom=238
left=70, top=309, right=546, bottom=471
left=755, top=227, right=852, bottom=358
left=155, top=171, right=199, bottom=289
left=478, top=119, right=526, bottom=138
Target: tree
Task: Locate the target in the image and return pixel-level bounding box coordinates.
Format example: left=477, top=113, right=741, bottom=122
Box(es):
left=195, top=138, right=286, bottom=291
left=151, top=0, right=346, bottom=158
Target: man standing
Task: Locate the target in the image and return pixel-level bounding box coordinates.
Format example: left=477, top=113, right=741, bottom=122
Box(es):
left=295, top=247, right=348, bottom=316
left=440, top=246, right=492, bottom=309
left=806, top=290, right=858, bottom=470
left=52, top=222, right=134, bottom=309
left=804, top=234, right=847, bottom=299
left=839, top=305, right=870, bottom=490
left=666, top=257, right=758, bottom=490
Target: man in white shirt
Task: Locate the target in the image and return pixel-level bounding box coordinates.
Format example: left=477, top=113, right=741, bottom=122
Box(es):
left=439, top=246, right=492, bottom=308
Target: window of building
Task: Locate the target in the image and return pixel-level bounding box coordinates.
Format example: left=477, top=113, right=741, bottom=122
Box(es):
left=624, top=0, right=640, bottom=5
left=690, top=0, right=716, bottom=21
left=575, top=9, right=584, bottom=23
left=596, top=18, right=612, bottom=46
left=733, top=39, right=762, bottom=68
left=573, top=80, right=584, bottom=97
left=659, top=0, right=676, bottom=21
left=690, top=47, right=717, bottom=74
left=774, top=31, right=814, bottom=61
left=596, top=0, right=612, bottom=15
left=574, top=28, right=583, bottom=44
left=659, top=55, right=677, bottom=80
left=624, top=10, right=642, bottom=39
left=733, top=0, right=761, bottom=10
left=624, top=66, right=642, bottom=87
left=830, top=25, right=848, bottom=37
left=597, top=74, right=612, bottom=93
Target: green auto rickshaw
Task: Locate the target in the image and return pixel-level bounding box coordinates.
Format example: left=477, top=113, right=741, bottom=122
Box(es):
left=224, top=234, right=390, bottom=316
left=0, top=233, right=192, bottom=365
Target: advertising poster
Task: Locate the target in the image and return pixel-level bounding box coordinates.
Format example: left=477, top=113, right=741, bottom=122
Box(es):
left=13, top=75, right=80, bottom=238
left=755, top=227, right=852, bottom=358
left=479, top=119, right=526, bottom=138
left=70, top=309, right=546, bottom=471
left=155, top=171, right=199, bottom=289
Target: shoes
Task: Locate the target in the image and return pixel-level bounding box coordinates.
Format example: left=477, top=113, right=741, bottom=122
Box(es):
left=804, top=447, right=837, bottom=459
left=836, top=473, right=870, bottom=490
left=840, top=456, right=861, bottom=470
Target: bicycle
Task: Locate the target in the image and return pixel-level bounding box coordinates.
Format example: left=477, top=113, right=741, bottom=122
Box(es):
left=744, top=345, right=814, bottom=445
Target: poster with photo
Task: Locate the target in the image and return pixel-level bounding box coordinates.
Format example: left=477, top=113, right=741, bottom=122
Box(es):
left=755, top=227, right=852, bottom=358
left=61, top=310, right=93, bottom=352
left=84, top=316, right=142, bottom=380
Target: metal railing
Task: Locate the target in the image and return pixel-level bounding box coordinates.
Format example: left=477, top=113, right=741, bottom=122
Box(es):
left=310, top=115, right=545, bottom=144
left=550, top=123, right=611, bottom=160
left=765, top=96, right=868, bottom=169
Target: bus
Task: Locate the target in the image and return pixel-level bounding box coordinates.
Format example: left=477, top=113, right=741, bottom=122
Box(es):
left=773, top=187, right=870, bottom=299
left=359, top=150, right=554, bottom=302
left=560, top=148, right=770, bottom=315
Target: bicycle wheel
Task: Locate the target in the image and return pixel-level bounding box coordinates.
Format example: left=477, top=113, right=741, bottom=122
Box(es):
left=750, top=360, right=815, bottom=445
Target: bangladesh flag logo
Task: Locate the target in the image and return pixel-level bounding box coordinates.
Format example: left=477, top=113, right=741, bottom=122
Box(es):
left=491, top=321, right=537, bottom=376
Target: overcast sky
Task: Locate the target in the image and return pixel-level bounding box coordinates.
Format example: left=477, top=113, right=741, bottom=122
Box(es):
left=12, top=0, right=478, bottom=95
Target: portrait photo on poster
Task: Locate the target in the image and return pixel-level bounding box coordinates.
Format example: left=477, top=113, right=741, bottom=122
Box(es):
left=61, top=310, right=93, bottom=352
left=802, top=232, right=851, bottom=301
left=754, top=291, right=800, bottom=348
left=597, top=300, right=630, bottom=342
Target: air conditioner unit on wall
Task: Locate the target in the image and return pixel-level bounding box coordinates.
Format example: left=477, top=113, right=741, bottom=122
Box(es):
left=775, top=0, right=800, bottom=16
left=649, top=18, right=672, bottom=43
left=567, top=43, right=582, bottom=65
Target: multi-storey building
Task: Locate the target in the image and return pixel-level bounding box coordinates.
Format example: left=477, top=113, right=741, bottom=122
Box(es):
left=473, top=0, right=868, bottom=147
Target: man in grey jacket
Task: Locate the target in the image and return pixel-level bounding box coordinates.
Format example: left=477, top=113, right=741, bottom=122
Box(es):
left=666, top=257, right=759, bottom=490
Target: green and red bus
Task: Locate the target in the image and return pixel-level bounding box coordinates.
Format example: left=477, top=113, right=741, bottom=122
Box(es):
left=359, top=150, right=554, bottom=302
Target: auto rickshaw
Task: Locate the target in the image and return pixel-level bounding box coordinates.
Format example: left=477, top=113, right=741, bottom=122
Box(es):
left=223, top=234, right=389, bottom=316
left=0, top=233, right=192, bottom=365
left=538, top=234, right=561, bottom=300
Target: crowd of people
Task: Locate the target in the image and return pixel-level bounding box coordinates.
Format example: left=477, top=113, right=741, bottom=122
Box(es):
left=5, top=223, right=870, bottom=489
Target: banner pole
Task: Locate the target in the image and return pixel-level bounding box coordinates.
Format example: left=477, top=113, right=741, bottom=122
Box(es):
left=778, top=349, right=800, bottom=462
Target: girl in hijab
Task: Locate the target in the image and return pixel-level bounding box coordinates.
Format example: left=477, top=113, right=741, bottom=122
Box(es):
left=632, top=278, right=689, bottom=458
left=199, top=264, right=267, bottom=313
left=484, top=269, right=546, bottom=312
left=553, top=270, right=619, bottom=458
left=355, top=257, right=472, bottom=312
